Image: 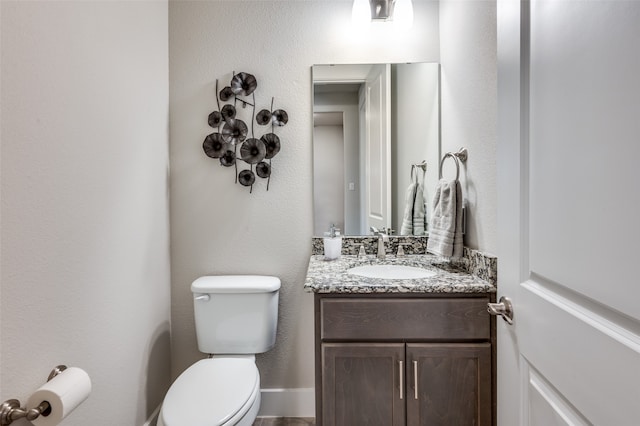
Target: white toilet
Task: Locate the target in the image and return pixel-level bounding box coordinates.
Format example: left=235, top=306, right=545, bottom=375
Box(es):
left=158, top=275, right=280, bottom=426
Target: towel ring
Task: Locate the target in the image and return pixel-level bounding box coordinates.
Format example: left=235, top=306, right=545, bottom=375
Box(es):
left=439, top=153, right=461, bottom=180
left=438, top=148, right=468, bottom=180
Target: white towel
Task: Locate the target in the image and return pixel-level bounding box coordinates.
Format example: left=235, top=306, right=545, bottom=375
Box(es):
left=412, top=183, right=426, bottom=236
left=426, top=179, right=463, bottom=258
left=400, top=182, right=418, bottom=235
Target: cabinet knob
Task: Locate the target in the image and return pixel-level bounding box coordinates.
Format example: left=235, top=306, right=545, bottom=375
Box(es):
left=487, top=296, right=514, bottom=324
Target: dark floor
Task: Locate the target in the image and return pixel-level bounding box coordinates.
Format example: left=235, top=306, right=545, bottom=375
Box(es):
left=252, top=418, right=315, bottom=426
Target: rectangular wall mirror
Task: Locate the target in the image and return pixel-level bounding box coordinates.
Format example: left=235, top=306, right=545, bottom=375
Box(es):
left=312, top=63, right=440, bottom=236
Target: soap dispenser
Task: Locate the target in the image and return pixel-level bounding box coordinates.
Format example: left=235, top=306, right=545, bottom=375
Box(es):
left=323, top=224, right=342, bottom=260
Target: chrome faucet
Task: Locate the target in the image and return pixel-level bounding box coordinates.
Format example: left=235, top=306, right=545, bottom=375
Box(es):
left=370, top=226, right=389, bottom=259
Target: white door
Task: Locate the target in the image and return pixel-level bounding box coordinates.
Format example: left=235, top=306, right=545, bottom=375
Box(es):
left=363, top=64, right=391, bottom=233
left=497, top=0, right=640, bottom=425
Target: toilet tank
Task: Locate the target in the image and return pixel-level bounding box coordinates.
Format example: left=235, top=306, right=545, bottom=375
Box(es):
left=191, top=275, right=280, bottom=354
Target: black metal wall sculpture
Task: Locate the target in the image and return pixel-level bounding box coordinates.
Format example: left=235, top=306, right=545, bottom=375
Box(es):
left=203, top=71, right=288, bottom=193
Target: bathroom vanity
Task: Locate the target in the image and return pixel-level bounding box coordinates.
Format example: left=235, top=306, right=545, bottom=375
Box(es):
left=305, top=253, right=496, bottom=426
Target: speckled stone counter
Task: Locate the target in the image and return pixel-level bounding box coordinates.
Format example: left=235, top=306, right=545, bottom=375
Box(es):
left=304, top=254, right=496, bottom=294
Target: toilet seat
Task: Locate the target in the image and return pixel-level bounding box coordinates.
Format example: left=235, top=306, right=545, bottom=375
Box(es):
left=160, top=358, right=259, bottom=426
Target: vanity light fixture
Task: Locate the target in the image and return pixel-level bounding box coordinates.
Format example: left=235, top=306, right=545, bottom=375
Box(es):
left=352, top=0, right=413, bottom=27
left=370, top=0, right=396, bottom=21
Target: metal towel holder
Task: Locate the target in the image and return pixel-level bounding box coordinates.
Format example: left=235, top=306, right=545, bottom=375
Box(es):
left=439, top=147, right=468, bottom=180
left=410, top=160, right=427, bottom=183
left=437, top=147, right=468, bottom=235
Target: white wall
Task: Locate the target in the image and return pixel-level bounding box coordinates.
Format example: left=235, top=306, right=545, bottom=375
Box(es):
left=0, top=2, right=171, bottom=425
left=440, top=0, right=497, bottom=254
left=169, top=0, right=440, bottom=397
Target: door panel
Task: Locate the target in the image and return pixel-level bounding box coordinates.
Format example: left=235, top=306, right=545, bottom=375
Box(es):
left=406, top=343, right=492, bottom=426
left=497, top=0, right=640, bottom=424
left=519, top=278, right=640, bottom=424
left=322, top=343, right=405, bottom=426
left=527, top=0, right=640, bottom=320
left=525, top=362, right=590, bottom=426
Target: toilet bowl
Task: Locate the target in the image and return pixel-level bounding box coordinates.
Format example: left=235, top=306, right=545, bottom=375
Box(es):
left=158, top=276, right=280, bottom=426
left=158, top=357, right=260, bottom=426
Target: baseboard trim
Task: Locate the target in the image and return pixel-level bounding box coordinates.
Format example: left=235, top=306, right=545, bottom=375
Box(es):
left=142, top=404, right=161, bottom=426
left=258, top=388, right=315, bottom=418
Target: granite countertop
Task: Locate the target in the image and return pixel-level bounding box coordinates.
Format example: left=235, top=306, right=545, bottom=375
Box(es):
left=304, top=254, right=496, bottom=294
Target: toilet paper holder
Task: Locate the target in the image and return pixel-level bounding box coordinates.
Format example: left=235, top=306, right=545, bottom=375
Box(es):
left=0, top=365, right=67, bottom=425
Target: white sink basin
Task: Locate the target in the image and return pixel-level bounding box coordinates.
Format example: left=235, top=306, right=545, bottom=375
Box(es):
left=347, top=264, right=437, bottom=280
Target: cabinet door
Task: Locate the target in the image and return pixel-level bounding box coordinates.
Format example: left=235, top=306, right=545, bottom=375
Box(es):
left=406, top=343, right=492, bottom=426
left=322, top=343, right=405, bottom=426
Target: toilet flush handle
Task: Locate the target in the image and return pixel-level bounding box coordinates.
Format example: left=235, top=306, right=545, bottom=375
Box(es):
left=194, top=294, right=210, bottom=302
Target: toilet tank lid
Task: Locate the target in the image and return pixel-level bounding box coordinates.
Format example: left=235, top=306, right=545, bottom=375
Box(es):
left=192, top=275, right=281, bottom=293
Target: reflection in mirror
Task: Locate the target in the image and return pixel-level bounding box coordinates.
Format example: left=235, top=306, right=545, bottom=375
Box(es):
left=312, top=63, right=440, bottom=236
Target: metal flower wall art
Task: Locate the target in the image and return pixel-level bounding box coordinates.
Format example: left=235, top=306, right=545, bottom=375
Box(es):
left=202, top=71, right=288, bottom=193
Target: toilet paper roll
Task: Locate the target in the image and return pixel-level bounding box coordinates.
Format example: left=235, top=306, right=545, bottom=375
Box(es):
left=26, top=367, right=92, bottom=426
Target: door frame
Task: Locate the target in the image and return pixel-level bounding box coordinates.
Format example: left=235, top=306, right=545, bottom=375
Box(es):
left=496, top=0, right=531, bottom=423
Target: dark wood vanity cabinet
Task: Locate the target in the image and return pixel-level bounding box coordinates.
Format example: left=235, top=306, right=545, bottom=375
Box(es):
left=322, top=342, right=406, bottom=425
left=405, top=343, right=492, bottom=425
left=315, top=294, right=495, bottom=426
